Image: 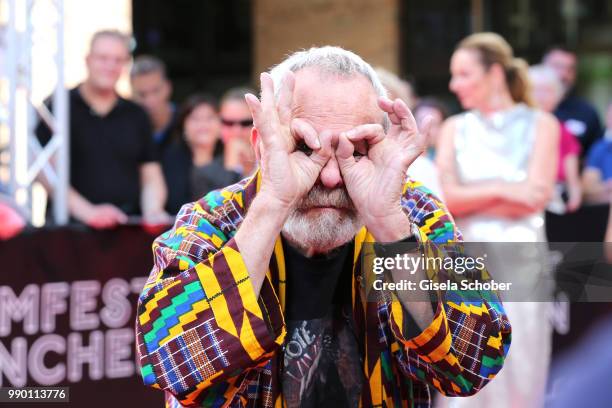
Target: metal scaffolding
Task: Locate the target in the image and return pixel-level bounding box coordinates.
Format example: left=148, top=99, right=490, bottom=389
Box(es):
left=1, top=0, right=68, bottom=225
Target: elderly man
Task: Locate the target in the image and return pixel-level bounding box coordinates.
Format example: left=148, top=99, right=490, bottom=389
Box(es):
left=136, top=47, right=510, bottom=407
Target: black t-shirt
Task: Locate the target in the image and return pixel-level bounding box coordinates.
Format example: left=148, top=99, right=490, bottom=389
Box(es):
left=554, top=94, right=603, bottom=158
left=190, top=158, right=242, bottom=202
left=161, top=141, right=242, bottom=214
left=36, top=87, right=157, bottom=215
left=282, top=238, right=364, bottom=408
left=152, top=103, right=178, bottom=156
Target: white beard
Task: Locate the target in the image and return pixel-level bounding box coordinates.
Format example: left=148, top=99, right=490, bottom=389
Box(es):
left=281, top=185, right=362, bottom=255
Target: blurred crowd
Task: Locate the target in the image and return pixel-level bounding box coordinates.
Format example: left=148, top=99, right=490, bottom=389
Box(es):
left=0, top=28, right=611, bottom=407
left=0, top=29, right=610, bottom=245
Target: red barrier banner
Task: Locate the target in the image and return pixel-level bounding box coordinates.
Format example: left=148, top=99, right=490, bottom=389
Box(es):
left=0, top=226, right=163, bottom=407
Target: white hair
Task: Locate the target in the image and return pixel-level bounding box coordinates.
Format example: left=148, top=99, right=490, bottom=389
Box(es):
left=528, top=64, right=564, bottom=99
left=268, top=46, right=390, bottom=130
left=282, top=209, right=361, bottom=255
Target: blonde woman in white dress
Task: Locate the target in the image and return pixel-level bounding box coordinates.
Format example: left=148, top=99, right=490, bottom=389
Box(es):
left=435, top=33, right=559, bottom=408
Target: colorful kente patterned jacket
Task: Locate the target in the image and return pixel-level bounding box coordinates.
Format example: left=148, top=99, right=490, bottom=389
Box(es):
left=136, top=170, right=512, bottom=408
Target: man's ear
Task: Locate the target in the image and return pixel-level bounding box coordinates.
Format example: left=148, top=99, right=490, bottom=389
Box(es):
left=251, top=127, right=262, bottom=162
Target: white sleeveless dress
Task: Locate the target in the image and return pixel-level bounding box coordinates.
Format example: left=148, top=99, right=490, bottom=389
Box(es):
left=436, top=104, right=552, bottom=408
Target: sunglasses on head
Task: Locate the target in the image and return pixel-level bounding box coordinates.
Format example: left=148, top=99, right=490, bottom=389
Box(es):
left=221, top=118, right=253, bottom=127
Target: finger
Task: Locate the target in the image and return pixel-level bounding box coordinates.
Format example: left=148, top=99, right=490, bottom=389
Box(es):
left=308, top=129, right=333, bottom=168
left=244, top=93, right=261, bottom=118
left=392, top=99, right=418, bottom=132
left=378, top=96, right=394, bottom=113
left=245, top=92, right=278, bottom=151
left=259, top=72, right=276, bottom=117
left=291, top=129, right=333, bottom=182
left=244, top=93, right=263, bottom=129
left=378, top=96, right=401, bottom=125
left=291, top=118, right=320, bottom=149
left=248, top=74, right=289, bottom=151
left=335, top=133, right=357, bottom=172
left=251, top=73, right=278, bottom=142
left=277, top=71, right=295, bottom=124
left=341, top=124, right=385, bottom=146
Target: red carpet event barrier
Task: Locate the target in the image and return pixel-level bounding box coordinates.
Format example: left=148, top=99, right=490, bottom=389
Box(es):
left=0, top=204, right=610, bottom=406
left=0, top=226, right=163, bottom=407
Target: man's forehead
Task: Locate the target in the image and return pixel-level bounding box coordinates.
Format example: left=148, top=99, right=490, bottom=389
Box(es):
left=132, top=71, right=165, bottom=85
left=90, top=36, right=130, bottom=57
left=290, top=67, right=382, bottom=130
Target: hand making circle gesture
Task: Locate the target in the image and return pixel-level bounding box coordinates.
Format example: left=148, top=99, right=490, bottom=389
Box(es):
left=335, top=96, right=430, bottom=233
left=245, top=72, right=333, bottom=210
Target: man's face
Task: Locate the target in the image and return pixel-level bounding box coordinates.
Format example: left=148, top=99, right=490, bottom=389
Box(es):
left=279, top=67, right=384, bottom=254
left=131, top=71, right=171, bottom=116
left=544, top=50, right=577, bottom=92
left=86, top=36, right=130, bottom=92
left=220, top=100, right=253, bottom=144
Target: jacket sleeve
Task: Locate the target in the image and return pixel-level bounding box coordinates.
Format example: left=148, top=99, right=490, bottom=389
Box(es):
left=135, top=195, right=285, bottom=406
left=387, top=180, right=512, bottom=396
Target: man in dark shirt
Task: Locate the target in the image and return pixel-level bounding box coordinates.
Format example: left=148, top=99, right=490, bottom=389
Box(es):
left=37, top=30, right=169, bottom=229
left=543, top=46, right=603, bottom=157
left=130, top=55, right=177, bottom=155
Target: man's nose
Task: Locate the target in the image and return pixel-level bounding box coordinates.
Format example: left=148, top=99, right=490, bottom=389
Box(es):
left=319, top=156, right=344, bottom=189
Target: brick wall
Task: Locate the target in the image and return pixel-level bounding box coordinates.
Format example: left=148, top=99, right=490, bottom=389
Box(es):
left=253, top=0, right=399, bottom=76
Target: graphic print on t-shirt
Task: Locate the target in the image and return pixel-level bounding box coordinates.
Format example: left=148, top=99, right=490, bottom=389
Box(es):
left=282, top=307, right=363, bottom=408
left=281, top=238, right=363, bottom=408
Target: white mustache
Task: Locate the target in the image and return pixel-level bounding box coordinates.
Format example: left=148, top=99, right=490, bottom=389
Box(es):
left=297, top=184, right=354, bottom=210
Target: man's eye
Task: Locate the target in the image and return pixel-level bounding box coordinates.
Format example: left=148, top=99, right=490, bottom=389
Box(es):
left=296, top=141, right=313, bottom=156
left=353, top=149, right=367, bottom=160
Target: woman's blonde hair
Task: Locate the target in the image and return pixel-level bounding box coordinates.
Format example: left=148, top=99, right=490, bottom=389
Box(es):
left=457, top=32, right=533, bottom=106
